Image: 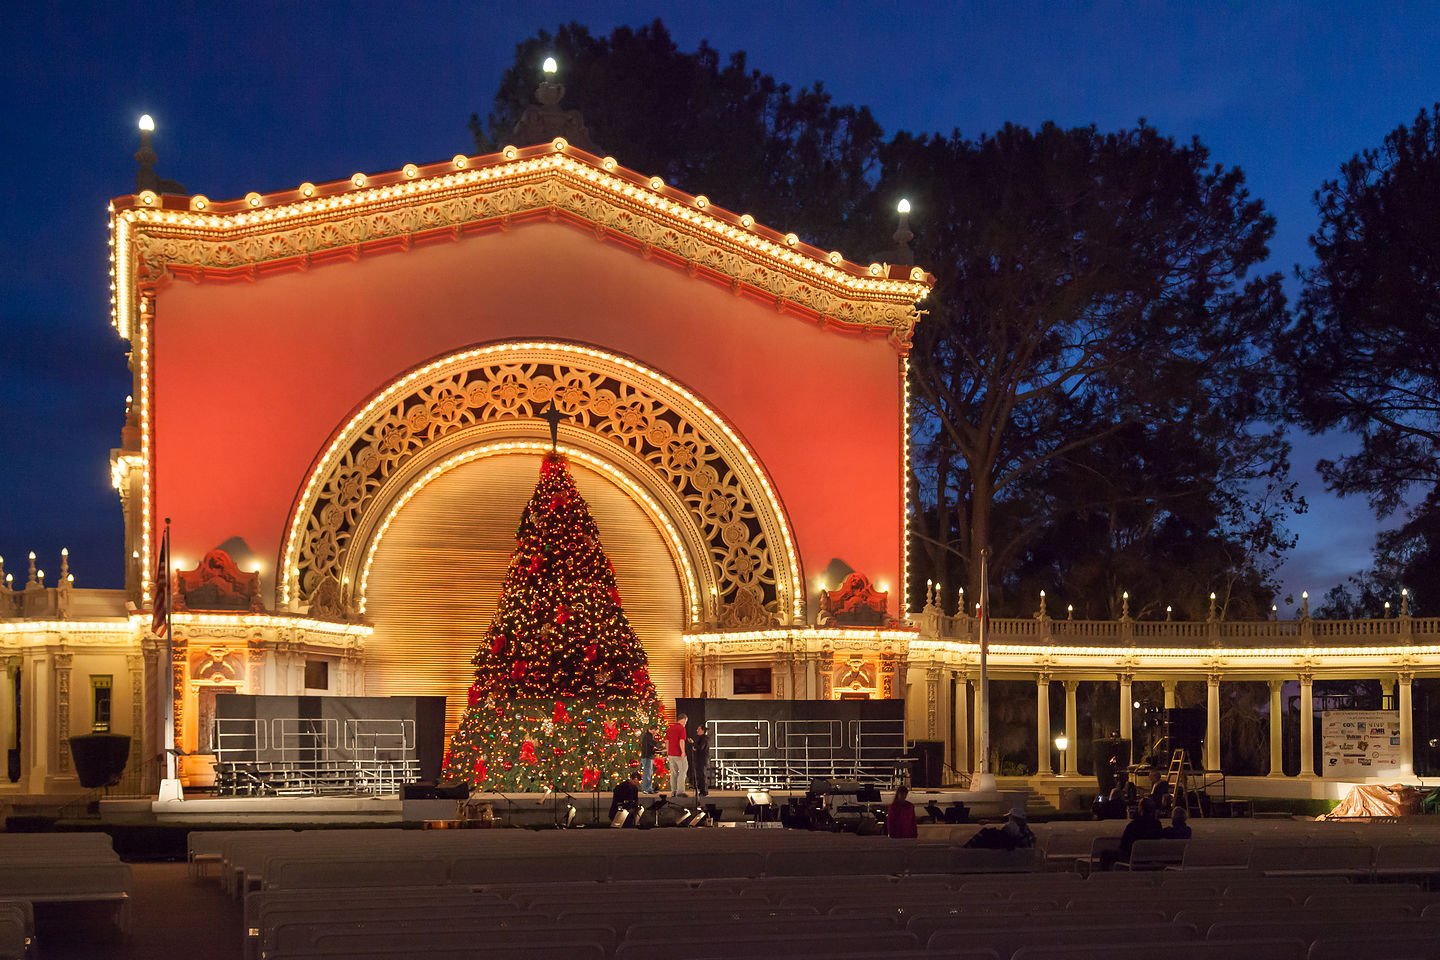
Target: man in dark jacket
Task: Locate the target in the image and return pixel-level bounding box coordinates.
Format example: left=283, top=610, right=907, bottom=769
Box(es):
left=687, top=722, right=710, bottom=797
left=639, top=726, right=658, bottom=793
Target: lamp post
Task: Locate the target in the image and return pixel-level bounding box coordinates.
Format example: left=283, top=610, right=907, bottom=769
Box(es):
left=1054, top=735, right=1069, bottom=777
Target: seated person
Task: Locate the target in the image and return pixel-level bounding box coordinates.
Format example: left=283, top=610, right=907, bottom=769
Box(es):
left=963, top=806, right=1035, bottom=850
left=1098, top=796, right=1165, bottom=870
left=1119, top=796, right=1165, bottom=861
left=886, top=785, right=918, bottom=838
left=1147, top=770, right=1172, bottom=810
left=1162, top=806, right=1191, bottom=839
left=609, top=770, right=642, bottom=827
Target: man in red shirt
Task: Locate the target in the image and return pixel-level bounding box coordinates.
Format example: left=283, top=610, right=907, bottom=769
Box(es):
left=665, top=713, right=689, bottom=797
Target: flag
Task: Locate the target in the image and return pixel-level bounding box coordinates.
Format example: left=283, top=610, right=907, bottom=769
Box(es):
left=152, top=532, right=169, bottom=637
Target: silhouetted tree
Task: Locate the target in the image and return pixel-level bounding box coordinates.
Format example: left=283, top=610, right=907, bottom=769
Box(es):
left=886, top=125, right=1294, bottom=610
left=476, top=20, right=882, bottom=252
left=1283, top=104, right=1440, bottom=519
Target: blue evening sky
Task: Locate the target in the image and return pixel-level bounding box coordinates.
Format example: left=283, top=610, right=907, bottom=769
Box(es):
left=2, top=1, right=1437, bottom=608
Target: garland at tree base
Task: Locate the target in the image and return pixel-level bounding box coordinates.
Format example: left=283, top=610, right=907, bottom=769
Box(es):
left=442, top=696, right=651, bottom=792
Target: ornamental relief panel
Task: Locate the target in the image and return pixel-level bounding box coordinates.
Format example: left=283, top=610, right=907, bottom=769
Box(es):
left=130, top=168, right=921, bottom=336
left=291, top=349, right=796, bottom=629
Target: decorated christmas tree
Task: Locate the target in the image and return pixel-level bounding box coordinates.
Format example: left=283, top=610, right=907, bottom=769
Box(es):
left=442, top=451, right=664, bottom=792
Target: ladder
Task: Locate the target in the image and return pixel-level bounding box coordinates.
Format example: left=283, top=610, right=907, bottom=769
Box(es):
left=1167, top=749, right=1203, bottom=817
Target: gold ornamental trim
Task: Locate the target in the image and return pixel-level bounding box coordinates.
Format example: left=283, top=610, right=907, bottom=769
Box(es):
left=282, top=341, right=806, bottom=630
left=111, top=146, right=931, bottom=343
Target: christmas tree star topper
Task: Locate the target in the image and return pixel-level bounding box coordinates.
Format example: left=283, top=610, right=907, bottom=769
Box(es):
left=538, top=400, right=567, bottom=450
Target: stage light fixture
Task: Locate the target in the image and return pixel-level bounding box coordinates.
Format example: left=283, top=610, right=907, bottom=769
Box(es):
left=688, top=809, right=707, bottom=827
left=675, top=808, right=694, bottom=826
left=610, top=809, right=629, bottom=828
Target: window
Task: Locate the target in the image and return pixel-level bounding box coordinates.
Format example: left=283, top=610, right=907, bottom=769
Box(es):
left=91, top=676, right=113, bottom=733
left=304, top=660, right=329, bottom=691
left=732, top=667, right=772, bottom=695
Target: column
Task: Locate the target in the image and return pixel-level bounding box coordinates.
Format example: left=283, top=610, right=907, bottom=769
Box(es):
left=1384, top=677, right=1397, bottom=710
left=1399, top=671, right=1414, bottom=776
left=1267, top=679, right=1284, bottom=777
left=1162, top=680, right=1177, bottom=710
left=1035, top=674, right=1052, bottom=776
left=1299, top=673, right=1315, bottom=777
left=1063, top=680, right=1079, bottom=776
left=952, top=674, right=969, bottom=773
left=1118, top=673, right=1133, bottom=744
left=0, top=657, right=16, bottom=768
left=925, top=667, right=942, bottom=739
left=1205, top=673, right=1221, bottom=772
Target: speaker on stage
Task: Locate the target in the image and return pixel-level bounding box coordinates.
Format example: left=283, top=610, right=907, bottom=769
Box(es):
left=1164, top=707, right=1206, bottom=768
left=909, top=740, right=943, bottom=788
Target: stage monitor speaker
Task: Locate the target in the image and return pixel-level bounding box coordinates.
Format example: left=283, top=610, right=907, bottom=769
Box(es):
left=1164, top=707, right=1206, bottom=768
left=434, top=783, right=468, bottom=800
left=402, top=782, right=436, bottom=800
left=1091, top=737, right=1131, bottom=797
left=909, top=740, right=943, bottom=788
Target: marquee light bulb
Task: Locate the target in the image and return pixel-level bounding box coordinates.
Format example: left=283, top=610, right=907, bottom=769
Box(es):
left=897, top=198, right=911, bottom=214
left=139, top=114, right=154, bottom=132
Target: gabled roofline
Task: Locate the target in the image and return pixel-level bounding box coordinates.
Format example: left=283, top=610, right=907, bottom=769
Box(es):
left=108, top=138, right=933, bottom=343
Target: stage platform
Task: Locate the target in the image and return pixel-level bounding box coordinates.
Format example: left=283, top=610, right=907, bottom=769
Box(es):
left=87, top=786, right=1022, bottom=828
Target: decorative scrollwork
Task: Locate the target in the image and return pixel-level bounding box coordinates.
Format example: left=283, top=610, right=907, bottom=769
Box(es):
left=129, top=162, right=923, bottom=337
left=287, top=343, right=801, bottom=629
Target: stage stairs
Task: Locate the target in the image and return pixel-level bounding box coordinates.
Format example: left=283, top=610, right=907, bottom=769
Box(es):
left=994, top=776, right=1096, bottom=818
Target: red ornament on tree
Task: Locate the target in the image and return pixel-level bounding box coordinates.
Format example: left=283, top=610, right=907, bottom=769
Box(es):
left=519, top=740, right=538, bottom=765
left=632, top=668, right=650, bottom=689
left=473, top=758, right=487, bottom=780
left=583, top=643, right=598, bottom=663
left=527, top=555, right=542, bottom=574
left=608, top=586, right=621, bottom=604
left=491, top=635, right=507, bottom=655
left=512, top=661, right=527, bottom=679
left=603, top=721, right=618, bottom=741
left=555, top=604, right=571, bottom=624
left=552, top=701, right=570, bottom=725
left=467, top=683, right=482, bottom=707
left=582, top=767, right=600, bottom=790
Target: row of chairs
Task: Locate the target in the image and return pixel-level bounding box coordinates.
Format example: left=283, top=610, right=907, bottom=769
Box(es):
left=240, top=854, right=1440, bottom=959
left=198, top=827, right=1046, bottom=898
left=0, top=832, right=131, bottom=955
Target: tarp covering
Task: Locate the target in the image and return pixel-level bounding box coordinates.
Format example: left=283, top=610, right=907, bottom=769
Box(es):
left=1322, top=783, right=1423, bottom=819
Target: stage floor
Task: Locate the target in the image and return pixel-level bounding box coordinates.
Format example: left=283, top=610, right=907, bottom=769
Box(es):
left=101, top=786, right=1020, bottom=827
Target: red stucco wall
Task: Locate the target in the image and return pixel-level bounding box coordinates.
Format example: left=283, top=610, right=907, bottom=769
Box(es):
left=151, top=221, right=903, bottom=614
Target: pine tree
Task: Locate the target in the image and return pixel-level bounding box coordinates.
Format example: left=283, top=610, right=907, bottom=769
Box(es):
left=442, top=452, right=663, bottom=791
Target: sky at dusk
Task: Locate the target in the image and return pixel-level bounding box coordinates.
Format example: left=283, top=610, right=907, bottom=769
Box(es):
left=3, top=1, right=1438, bottom=609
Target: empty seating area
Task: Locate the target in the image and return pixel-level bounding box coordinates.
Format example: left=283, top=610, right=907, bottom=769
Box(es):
left=15, top=818, right=1440, bottom=958
left=166, top=820, right=1440, bottom=960
left=0, top=832, right=131, bottom=957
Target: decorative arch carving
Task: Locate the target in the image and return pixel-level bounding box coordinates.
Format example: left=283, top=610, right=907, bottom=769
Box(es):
left=282, top=341, right=804, bottom=628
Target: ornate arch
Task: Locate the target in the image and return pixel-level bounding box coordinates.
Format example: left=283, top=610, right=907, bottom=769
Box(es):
left=282, top=341, right=804, bottom=629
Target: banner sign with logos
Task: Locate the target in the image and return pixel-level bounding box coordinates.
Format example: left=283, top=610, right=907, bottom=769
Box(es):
left=1321, top=710, right=1402, bottom=778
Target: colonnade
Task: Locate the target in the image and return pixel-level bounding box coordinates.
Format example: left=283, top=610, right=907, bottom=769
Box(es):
left=937, top=667, right=1420, bottom=779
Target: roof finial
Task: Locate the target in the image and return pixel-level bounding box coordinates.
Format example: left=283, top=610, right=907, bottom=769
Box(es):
left=134, top=114, right=186, bottom=195
left=875, top=196, right=915, bottom=267
left=512, top=55, right=596, bottom=151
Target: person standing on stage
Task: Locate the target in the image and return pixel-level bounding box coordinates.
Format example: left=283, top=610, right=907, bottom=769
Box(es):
left=688, top=721, right=710, bottom=797
left=639, top=724, right=658, bottom=793
left=886, top=785, right=919, bottom=838
left=666, top=712, right=689, bottom=796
